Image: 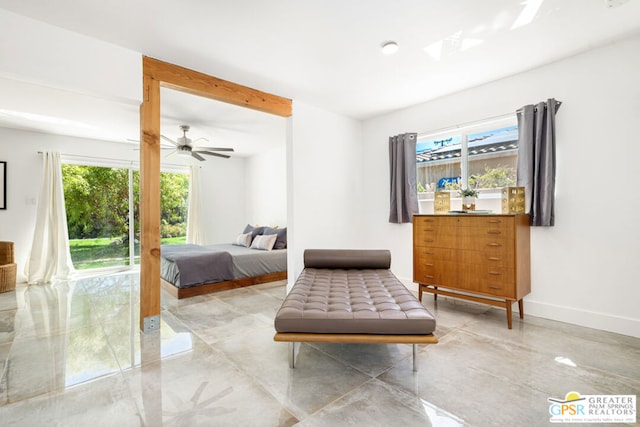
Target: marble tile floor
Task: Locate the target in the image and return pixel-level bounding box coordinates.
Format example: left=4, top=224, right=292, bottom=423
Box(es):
left=0, top=271, right=638, bottom=426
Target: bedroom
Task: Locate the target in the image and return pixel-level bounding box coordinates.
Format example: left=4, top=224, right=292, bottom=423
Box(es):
left=0, top=2, right=639, bottom=425
left=0, top=0, right=640, bottom=354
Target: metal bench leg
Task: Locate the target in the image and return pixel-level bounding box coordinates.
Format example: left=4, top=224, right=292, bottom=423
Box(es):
left=289, top=342, right=295, bottom=368
left=413, top=344, right=418, bottom=372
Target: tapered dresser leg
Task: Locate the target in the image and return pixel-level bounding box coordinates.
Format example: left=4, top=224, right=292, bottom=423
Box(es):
left=518, top=299, right=524, bottom=319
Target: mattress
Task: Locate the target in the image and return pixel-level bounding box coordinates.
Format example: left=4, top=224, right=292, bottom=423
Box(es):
left=161, top=243, right=287, bottom=288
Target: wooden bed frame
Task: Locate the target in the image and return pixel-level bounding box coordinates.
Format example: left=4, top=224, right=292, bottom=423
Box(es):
left=273, top=332, right=438, bottom=371
left=161, top=271, right=287, bottom=299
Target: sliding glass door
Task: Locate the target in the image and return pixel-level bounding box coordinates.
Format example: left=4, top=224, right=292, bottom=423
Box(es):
left=62, top=164, right=188, bottom=270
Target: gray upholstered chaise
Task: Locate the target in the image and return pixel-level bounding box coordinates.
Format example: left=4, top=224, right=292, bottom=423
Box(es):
left=274, top=249, right=437, bottom=371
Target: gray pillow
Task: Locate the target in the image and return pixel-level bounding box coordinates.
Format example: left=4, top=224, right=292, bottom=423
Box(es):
left=243, top=224, right=266, bottom=241
left=263, top=227, right=287, bottom=249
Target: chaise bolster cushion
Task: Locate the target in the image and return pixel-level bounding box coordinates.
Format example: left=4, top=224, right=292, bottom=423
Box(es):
left=303, top=249, right=391, bottom=270
left=275, top=251, right=436, bottom=335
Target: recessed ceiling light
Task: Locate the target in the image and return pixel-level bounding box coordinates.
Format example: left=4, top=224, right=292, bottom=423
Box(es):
left=381, top=41, right=399, bottom=55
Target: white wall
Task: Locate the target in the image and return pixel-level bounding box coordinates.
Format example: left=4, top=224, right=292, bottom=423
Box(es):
left=287, top=102, right=364, bottom=284
left=362, top=35, right=640, bottom=338
left=245, top=144, right=287, bottom=228
left=0, top=9, right=140, bottom=103
left=199, top=156, right=247, bottom=244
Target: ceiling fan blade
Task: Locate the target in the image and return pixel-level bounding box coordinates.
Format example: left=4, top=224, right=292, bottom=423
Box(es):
left=161, top=135, right=180, bottom=146
left=193, top=146, right=234, bottom=152
left=191, top=152, right=206, bottom=161
left=198, top=151, right=231, bottom=159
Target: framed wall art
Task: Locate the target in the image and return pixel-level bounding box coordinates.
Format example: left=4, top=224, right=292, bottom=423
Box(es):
left=0, top=161, right=6, bottom=210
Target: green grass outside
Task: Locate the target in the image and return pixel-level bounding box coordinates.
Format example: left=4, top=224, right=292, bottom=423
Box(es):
left=69, top=236, right=187, bottom=270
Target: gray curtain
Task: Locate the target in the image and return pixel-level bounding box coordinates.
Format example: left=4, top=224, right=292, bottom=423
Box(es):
left=389, top=133, right=418, bottom=224
left=516, top=99, right=561, bottom=226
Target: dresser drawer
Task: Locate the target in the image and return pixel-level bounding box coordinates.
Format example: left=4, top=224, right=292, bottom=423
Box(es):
left=460, top=235, right=513, bottom=252
left=459, top=249, right=513, bottom=267
left=455, top=216, right=514, bottom=229
left=458, top=264, right=515, bottom=296
left=414, top=216, right=457, bottom=247
left=414, top=247, right=456, bottom=262
left=477, top=273, right=516, bottom=298
left=414, top=261, right=457, bottom=286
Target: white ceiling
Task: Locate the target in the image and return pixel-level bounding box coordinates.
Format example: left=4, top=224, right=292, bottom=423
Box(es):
left=0, top=0, right=639, bottom=155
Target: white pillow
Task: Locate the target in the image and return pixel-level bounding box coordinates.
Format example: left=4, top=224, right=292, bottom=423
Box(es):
left=250, top=234, right=277, bottom=251
left=233, top=232, right=252, bottom=248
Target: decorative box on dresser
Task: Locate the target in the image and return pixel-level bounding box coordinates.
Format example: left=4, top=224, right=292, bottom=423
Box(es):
left=413, top=214, right=531, bottom=329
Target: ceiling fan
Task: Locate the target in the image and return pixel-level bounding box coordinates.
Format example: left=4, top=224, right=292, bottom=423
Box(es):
left=161, top=125, right=234, bottom=161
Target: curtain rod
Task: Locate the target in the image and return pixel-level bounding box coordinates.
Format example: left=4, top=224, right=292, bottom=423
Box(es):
left=515, top=99, right=562, bottom=114
left=418, top=111, right=516, bottom=139
left=37, top=151, right=189, bottom=170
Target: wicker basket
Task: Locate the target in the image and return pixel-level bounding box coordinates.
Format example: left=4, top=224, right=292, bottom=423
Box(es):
left=0, top=241, right=17, bottom=293
left=0, top=264, right=17, bottom=293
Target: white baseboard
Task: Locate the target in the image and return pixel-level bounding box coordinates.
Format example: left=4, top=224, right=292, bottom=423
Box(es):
left=397, top=276, right=640, bottom=339
left=524, top=299, right=640, bottom=339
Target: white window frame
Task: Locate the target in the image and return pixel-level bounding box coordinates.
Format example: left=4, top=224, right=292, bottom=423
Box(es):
left=417, top=115, right=518, bottom=212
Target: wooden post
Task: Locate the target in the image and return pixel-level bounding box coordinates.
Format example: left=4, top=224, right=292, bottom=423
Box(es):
left=139, top=56, right=291, bottom=333
left=139, top=74, right=161, bottom=333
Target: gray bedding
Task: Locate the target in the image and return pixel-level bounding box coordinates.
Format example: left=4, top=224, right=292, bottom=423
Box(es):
left=161, top=243, right=287, bottom=288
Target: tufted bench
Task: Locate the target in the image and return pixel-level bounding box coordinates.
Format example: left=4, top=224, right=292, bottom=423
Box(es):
left=274, top=249, right=437, bottom=371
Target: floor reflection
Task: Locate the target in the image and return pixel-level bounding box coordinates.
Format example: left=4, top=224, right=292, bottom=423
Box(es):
left=1, top=272, right=193, bottom=404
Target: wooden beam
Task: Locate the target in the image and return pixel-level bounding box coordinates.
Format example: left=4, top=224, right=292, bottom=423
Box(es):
left=139, top=74, right=161, bottom=332
left=139, top=56, right=291, bottom=333
left=143, top=56, right=292, bottom=117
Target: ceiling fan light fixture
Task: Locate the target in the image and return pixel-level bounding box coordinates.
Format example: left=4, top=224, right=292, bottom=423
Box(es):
left=381, top=41, right=399, bottom=55
left=176, top=146, right=191, bottom=157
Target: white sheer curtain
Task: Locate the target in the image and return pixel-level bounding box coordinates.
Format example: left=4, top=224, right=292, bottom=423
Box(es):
left=25, top=152, right=75, bottom=284
left=186, top=165, right=206, bottom=244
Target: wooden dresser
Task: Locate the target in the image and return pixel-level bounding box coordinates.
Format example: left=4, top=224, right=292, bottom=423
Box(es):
left=413, top=214, right=531, bottom=329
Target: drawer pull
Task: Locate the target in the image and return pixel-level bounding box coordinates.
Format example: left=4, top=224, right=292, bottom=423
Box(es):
left=487, top=243, right=502, bottom=247
left=425, top=275, right=434, bottom=279
left=424, top=263, right=434, bottom=267
left=487, top=230, right=502, bottom=235
left=487, top=220, right=502, bottom=224
left=488, top=271, right=502, bottom=276
left=488, top=285, right=502, bottom=290
left=424, top=239, right=435, bottom=243
left=488, top=257, right=502, bottom=261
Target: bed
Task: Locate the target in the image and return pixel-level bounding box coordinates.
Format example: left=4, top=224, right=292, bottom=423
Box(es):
left=160, top=225, right=288, bottom=299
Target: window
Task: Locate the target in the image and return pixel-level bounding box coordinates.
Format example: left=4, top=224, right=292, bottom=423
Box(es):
left=62, top=163, right=189, bottom=270
left=416, top=118, right=518, bottom=212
